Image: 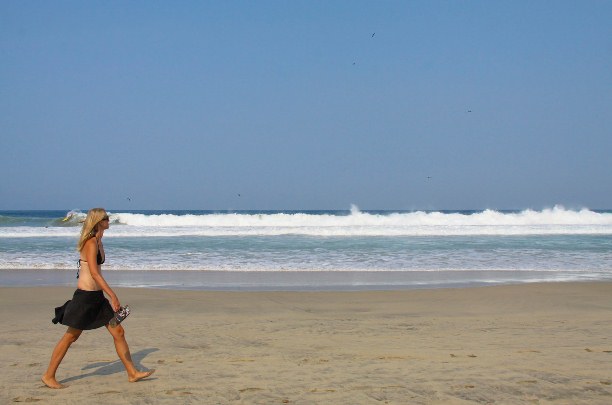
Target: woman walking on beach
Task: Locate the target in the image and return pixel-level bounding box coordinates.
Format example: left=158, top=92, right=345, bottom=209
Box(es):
left=42, top=208, right=154, bottom=389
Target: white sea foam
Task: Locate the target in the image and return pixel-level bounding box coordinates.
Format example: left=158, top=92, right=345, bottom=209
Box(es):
left=1, top=206, right=611, bottom=237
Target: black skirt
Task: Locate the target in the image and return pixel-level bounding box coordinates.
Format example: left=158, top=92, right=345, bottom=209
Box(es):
left=52, top=289, right=114, bottom=330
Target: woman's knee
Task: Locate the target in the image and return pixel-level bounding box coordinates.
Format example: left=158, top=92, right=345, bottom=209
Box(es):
left=108, top=324, right=125, bottom=339
left=64, top=328, right=82, bottom=343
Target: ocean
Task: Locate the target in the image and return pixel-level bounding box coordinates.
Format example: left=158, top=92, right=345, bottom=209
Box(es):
left=1, top=206, right=612, bottom=290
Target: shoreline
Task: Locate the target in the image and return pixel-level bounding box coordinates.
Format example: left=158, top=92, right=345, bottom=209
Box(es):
left=2, top=282, right=611, bottom=404
left=2, top=268, right=610, bottom=291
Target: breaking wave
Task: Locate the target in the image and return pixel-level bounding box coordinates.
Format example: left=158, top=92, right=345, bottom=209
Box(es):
left=2, top=205, right=612, bottom=237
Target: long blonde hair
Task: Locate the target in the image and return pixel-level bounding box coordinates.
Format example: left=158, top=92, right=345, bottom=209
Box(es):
left=77, top=208, right=107, bottom=252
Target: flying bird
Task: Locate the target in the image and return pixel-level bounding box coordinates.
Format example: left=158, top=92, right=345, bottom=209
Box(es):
left=371, top=32, right=376, bottom=38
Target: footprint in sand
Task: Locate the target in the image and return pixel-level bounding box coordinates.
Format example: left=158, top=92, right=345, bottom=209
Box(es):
left=158, top=359, right=183, bottom=364
left=451, top=384, right=475, bottom=389
left=239, top=388, right=264, bottom=393
left=165, top=389, right=193, bottom=395
left=229, top=358, right=255, bottom=363
left=378, top=356, right=405, bottom=360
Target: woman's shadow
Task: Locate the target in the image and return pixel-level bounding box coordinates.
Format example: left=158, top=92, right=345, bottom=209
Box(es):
left=60, top=348, right=158, bottom=384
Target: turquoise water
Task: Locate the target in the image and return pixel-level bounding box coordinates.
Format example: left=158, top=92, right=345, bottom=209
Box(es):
left=1, top=208, right=612, bottom=289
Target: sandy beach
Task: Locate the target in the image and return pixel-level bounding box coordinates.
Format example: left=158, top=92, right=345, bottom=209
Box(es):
left=1, top=282, right=611, bottom=404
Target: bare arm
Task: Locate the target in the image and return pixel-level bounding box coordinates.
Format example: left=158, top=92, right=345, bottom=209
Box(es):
left=83, top=238, right=120, bottom=311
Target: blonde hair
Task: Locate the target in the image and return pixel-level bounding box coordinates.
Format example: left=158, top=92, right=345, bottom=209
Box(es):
left=77, top=208, right=107, bottom=252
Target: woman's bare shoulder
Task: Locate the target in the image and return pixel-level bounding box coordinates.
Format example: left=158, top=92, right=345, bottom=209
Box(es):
left=81, top=237, right=98, bottom=252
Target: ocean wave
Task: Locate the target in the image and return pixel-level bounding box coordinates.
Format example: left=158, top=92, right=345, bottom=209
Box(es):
left=113, top=206, right=612, bottom=228
left=1, top=206, right=612, bottom=237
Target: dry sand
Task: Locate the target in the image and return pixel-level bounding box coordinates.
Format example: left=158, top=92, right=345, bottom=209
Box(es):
left=1, top=282, right=611, bottom=404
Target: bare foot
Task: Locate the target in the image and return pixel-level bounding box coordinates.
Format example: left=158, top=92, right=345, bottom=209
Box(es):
left=128, top=369, right=155, bottom=383
left=41, top=376, right=67, bottom=389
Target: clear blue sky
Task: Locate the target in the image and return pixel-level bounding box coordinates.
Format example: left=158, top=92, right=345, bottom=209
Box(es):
left=1, top=1, right=611, bottom=210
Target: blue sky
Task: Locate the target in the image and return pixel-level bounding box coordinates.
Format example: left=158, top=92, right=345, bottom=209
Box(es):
left=1, top=1, right=611, bottom=210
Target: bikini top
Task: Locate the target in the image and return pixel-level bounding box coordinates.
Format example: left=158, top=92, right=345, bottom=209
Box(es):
left=76, top=238, right=105, bottom=279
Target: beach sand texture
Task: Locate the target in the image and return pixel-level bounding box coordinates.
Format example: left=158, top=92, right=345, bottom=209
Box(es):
left=1, top=282, right=611, bottom=404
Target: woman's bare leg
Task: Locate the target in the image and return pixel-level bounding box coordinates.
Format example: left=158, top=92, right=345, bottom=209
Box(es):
left=106, top=324, right=154, bottom=382
left=42, top=327, right=82, bottom=388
